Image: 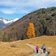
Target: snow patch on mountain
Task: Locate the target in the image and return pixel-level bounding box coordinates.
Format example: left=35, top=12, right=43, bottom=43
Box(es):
left=0, top=18, right=19, bottom=24
left=0, top=18, right=19, bottom=28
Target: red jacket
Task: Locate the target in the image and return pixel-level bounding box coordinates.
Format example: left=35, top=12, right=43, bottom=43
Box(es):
left=35, top=46, right=39, bottom=51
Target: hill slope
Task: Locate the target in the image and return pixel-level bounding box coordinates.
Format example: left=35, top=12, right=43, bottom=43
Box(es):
left=1, top=7, right=56, bottom=41
left=0, top=36, right=56, bottom=56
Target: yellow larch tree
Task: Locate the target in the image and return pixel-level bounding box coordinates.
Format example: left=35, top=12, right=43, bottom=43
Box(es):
left=27, top=22, right=36, bottom=38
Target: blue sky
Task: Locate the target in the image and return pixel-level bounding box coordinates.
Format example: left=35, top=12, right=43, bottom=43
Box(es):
left=0, top=0, right=56, bottom=20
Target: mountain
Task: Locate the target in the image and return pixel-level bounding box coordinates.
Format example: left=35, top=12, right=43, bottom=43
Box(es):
left=0, top=18, right=19, bottom=28
left=0, top=19, right=7, bottom=28
left=1, top=7, right=56, bottom=41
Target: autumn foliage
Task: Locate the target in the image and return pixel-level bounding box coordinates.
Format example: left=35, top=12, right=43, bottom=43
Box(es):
left=27, top=22, right=36, bottom=38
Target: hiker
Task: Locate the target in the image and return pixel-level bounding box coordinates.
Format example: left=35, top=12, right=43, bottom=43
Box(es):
left=41, top=44, right=46, bottom=53
left=35, top=45, right=39, bottom=53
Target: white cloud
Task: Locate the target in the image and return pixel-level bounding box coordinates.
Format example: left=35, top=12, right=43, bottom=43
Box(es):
left=0, top=8, right=30, bottom=14
left=1, top=9, right=16, bottom=14
left=0, top=0, right=56, bottom=14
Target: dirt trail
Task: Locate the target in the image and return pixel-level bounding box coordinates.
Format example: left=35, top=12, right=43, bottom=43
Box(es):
left=32, top=53, right=46, bottom=56
left=26, top=44, right=48, bottom=56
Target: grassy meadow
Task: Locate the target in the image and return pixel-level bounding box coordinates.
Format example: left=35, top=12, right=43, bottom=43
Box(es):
left=0, top=36, right=56, bottom=56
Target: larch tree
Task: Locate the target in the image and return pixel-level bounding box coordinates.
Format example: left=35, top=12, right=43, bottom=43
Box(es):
left=27, top=22, right=36, bottom=38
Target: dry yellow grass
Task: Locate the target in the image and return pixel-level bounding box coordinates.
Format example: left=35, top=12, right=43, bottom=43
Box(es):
left=0, top=36, right=56, bottom=56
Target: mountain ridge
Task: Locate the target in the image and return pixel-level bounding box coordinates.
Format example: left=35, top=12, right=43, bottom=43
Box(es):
left=0, top=7, right=56, bottom=41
